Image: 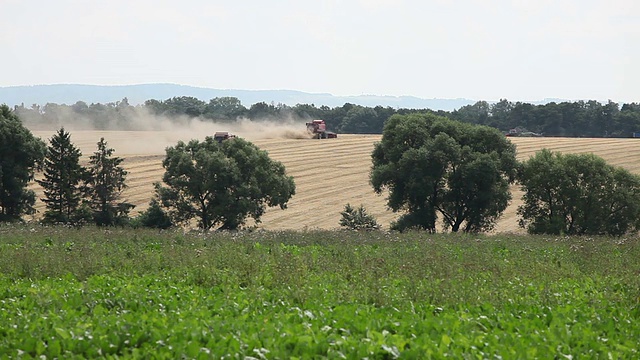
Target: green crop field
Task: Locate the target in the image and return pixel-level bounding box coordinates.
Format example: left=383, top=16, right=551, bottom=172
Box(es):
left=1, top=225, right=639, bottom=358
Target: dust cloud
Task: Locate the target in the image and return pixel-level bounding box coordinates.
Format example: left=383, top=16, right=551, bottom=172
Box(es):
left=27, top=108, right=315, bottom=155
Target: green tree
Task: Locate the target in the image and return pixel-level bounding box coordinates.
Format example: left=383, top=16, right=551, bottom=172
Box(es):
left=247, top=101, right=279, bottom=120
left=371, top=113, right=518, bottom=232
left=132, top=198, right=173, bottom=229
left=517, top=149, right=640, bottom=236
left=144, top=99, right=165, bottom=115
left=203, top=97, right=247, bottom=121
left=85, top=138, right=134, bottom=226
left=339, top=203, right=380, bottom=230
left=451, top=101, right=490, bottom=125
left=536, top=102, right=564, bottom=136
left=323, top=103, right=356, bottom=132
left=489, top=99, right=513, bottom=130
left=0, top=105, right=46, bottom=221
left=616, top=103, right=640, bottom=136
left=156, top=136, right=295, bottom=230
left=338, top=106, right=378, bottom=133
left=163, top=96, right=206, bottom=117
left=293, top=103, right=326, bottom=120
left=37, top=128, right=87, bottom=224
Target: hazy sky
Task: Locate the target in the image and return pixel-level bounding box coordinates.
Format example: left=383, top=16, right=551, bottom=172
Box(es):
left=2, top=0, right=638, bottom=102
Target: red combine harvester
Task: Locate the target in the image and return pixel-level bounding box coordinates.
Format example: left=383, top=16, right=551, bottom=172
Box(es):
left=306, top=120, right=337, bottom=139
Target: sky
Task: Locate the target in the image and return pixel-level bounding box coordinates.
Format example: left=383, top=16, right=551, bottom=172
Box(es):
left=2, top=0, right=638, bottom=102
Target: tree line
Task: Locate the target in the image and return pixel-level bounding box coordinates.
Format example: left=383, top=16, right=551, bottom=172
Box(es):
left=3, top=104, right=640, bottom=236
left=14, top=96, right=640, bottom=137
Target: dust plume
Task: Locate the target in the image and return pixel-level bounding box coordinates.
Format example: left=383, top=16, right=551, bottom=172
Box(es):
left=26, top=107, right=316, bottom=155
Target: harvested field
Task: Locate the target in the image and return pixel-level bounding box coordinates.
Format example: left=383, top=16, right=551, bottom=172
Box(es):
left=29, top=130, right=640, bottom=232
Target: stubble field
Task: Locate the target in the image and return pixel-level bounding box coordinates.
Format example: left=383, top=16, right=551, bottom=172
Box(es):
left=30, top=129, right=640, bottom=232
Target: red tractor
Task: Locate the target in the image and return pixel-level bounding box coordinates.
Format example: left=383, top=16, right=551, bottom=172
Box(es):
left=306, top=119, right=337, bottom=139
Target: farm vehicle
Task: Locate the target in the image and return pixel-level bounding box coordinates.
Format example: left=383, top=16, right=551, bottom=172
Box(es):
left=306, top=119, right=337, bottom=139
left=213, top=131, right=237, bottom=143
left=505, top=127, right=543, bottom=137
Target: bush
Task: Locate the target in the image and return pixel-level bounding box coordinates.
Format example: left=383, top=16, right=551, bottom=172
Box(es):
left=339, top=204, right=380, bottom=230
left=131, top=200, right=173, bottom=229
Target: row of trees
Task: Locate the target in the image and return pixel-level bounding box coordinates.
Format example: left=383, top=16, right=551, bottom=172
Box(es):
left=371, top=113, right=640, bottom=236
left=15, top=96, right=640, bottom=137
left=450, top=99, right=640, bottom=138
left=37, top=129, right=133, bottom=226
left=0, top=104, right=133, bottom=225
left=3, top=105, right=640, bottom=236
left=14, top=96, right=411, bottom=134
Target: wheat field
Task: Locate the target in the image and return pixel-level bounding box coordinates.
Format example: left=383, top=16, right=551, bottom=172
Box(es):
left=29, top=130, right=640, bottom=233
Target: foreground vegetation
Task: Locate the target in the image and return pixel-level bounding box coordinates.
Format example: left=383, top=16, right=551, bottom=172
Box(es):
left=1, top=225, right=638, bottom=358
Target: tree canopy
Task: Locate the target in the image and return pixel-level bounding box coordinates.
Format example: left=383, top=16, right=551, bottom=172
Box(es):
left=14, top=96, right=640, bottom=138
left=517, top=149, right=640, bottom=236
left=371, top=113, right=518, bottom=232
left=85, top=138, right=134, bottom=226
left=0, top=105, right=46, bottom=221
left=156, top=136, right=295, bottom=230
left=37, top=128, right=87, bottom=224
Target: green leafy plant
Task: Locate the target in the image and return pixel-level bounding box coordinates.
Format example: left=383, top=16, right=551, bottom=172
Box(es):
left=0, top=226, right=638, bottom=358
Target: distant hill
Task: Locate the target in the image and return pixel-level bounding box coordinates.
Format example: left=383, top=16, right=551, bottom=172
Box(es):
left=0, top=84, right=476, bottom=111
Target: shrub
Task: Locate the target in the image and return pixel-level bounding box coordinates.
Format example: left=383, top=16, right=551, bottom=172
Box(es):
left=131, top=200, right=173, bottom=229
left=339, top=203, right=380, bottom=230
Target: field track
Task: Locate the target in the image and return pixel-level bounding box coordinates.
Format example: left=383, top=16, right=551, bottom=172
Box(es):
left=30, top=131, right=640, bottom=233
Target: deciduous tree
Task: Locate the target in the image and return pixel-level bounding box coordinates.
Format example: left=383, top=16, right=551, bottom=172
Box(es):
left=0, top=105, right=46, bottom=221
left=371, top=113, right=517, bottom=232
left=156, top=136, right=295, bottom=230
left=203, top=97, right=247, bottom=121
left=517, top=149, right=640, bottom=236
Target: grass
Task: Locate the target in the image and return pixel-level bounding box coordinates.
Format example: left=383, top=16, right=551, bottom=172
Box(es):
left=0, top=224, right=639, bottom=358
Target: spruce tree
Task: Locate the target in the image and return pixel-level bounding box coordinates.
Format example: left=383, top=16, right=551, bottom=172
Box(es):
left=86, top=138, right=133, bottom=226
left=37, top=128, right=86, bottom=224
left=339, top=203, right=380, bottom=230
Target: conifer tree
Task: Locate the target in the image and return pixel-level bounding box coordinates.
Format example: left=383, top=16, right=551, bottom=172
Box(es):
left=37, top=128, right=87, bottom=224
left=339, top=203, right=380, bottom=230
left=86, top=138, right=134, bottom=226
